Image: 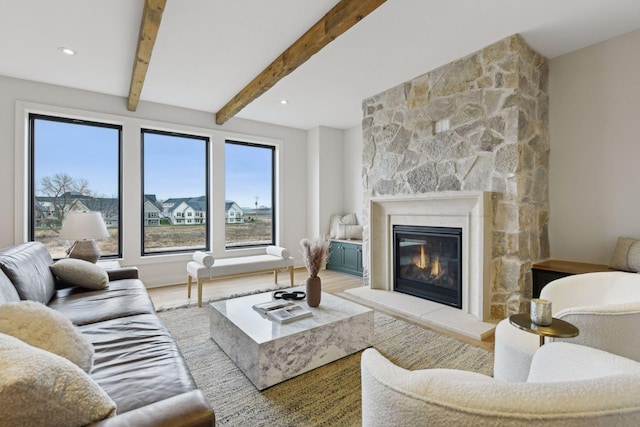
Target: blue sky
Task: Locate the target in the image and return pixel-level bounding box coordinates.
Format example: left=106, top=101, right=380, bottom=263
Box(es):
left=34, top=119, right=273, bottom=208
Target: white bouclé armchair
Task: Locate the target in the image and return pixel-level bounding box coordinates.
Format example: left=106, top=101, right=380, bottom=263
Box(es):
left=361, top=343, right=640, bottom=426
left=493, top=271, right=640, bottom=382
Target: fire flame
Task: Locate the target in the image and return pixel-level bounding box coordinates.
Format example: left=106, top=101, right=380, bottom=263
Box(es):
left=431, top=256, right=441, bottom=277
left=417, top=245, right=428, bottom=269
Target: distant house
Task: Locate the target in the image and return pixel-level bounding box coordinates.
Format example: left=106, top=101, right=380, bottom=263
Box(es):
left=34, top=200, right=55, bottom=228
left=225, top=201, right=244, bottom=224
left=34, top=193, right=243, bottom=228
left=34, top=192, right=117, bottom=227
left=162, top=198, right=179, bottom=217
left=167, top=196, right=206, bottom=225
left=143, top=195, right=161, bottom=226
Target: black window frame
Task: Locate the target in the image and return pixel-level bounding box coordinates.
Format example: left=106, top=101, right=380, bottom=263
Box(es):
left=28, top=113, right=123, bottom=260
left=141, top=128, right=210, bottom=256
left=224, top=139, right=276, bottom=249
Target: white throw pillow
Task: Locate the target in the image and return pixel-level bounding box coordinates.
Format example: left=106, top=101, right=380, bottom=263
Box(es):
left=345, top=224, right=364, bottom=240
left=340, top=213, right=358, bottom=226
left=0, top=300, right=94, bottom=372
left=336, top=223, right=348, bottom=240
left=50, top=258, right=109, bottom=289
left=0, top=333, right=116, bottom=427
left=328, top=214, right=343, bottom=238
left=330, top=213, right=358, bottom=239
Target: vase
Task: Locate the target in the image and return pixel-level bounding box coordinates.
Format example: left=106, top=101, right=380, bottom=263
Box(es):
left=306, top=276, right=321, bottom=307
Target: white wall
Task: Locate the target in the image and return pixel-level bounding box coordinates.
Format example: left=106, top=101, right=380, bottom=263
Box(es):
left=343, top=125, right=363, bottom=222
left=0, top=75, right=308, bottom=286
left=306, top=126, right=344, bottom=238
left=549, top=28, right=640, bottom=263
left=306, top=125, right=364, bottom=240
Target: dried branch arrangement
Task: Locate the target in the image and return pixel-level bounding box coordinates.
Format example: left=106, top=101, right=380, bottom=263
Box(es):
left=300, top=236, right=330, bottom=278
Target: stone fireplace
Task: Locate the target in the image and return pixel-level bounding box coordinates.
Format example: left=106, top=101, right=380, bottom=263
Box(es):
left=361, top=34, right=550, bottom=321
left=369, top=192, right=492, bottom=321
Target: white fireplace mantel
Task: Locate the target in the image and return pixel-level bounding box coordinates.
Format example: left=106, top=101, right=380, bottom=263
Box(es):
left=368, top=191, right=493, bottom=322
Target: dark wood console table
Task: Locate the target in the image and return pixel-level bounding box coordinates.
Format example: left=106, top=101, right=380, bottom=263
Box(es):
left=532, top=260, right=612, bottom=298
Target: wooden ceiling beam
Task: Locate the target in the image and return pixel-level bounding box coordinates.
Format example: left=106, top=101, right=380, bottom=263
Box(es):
left=127, top=0, right=167, bottom=111
left=215, top=0, right=387, bottom=125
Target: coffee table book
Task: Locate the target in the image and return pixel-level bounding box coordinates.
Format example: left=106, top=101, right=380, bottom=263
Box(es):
left=252, top=300, right=313, bottom=324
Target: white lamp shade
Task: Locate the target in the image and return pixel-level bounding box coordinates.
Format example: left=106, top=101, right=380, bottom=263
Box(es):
left=59, top=211, right=109, bottom=240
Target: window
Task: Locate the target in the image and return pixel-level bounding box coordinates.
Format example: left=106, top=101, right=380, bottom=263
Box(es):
left=225, top=140, right=275, bottom=248
left=142, top=129, right=209, bottom=254
left=29, top=114, right=121, bottom=259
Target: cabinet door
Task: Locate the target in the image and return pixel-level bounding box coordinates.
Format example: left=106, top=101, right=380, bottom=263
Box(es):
left=326, top=241, right=363, bottom=277
left=327, top=242, right=342, bottom=268
left=342, top=243, right=360, bottom=272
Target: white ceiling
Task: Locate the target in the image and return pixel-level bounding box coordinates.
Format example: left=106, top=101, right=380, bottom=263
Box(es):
left=2, top=0, right=640, bottom=130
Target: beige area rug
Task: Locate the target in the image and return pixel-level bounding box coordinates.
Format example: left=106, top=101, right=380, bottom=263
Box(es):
left=152, top=282, right=293, bottom=312
left=158, top=301, right=494, bottom=426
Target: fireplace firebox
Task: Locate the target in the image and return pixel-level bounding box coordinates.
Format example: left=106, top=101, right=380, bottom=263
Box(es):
left=393, top=225, right=462, bottom=309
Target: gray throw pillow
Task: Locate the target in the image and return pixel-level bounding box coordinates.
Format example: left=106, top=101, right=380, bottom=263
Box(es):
left=610, top=237, right=640, bottom=272
left=50, top=258, right=109, bottom=289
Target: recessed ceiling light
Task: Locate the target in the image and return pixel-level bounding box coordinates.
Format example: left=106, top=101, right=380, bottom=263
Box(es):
left=280, top=99, right=289, bottom=105
left=58, top=47, right=76, bottom=56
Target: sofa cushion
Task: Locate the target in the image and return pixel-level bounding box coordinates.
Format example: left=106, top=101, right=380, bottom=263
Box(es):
left=50, top=258, right=109, bottom=289
left=0, top=242, right=56, bottom=303
left=80, top=314, right=197, bottom=414
left=48, top=279, right=155, bottom=326
left=0, top=300, right=94, bottom=372
left=0, top=268, right=20, bottom=304
left=0, top=333, right=116, bottom=427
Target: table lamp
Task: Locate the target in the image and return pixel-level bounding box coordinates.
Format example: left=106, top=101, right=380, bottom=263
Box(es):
left=59, top=211, right=110, bottom=263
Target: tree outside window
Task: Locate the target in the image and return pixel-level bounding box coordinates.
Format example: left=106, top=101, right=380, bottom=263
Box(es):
left=29, top=114, right=121, bottom=259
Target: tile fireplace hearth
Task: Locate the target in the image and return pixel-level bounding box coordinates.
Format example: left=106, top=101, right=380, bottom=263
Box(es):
left=344, top=286, right=495, bottom=340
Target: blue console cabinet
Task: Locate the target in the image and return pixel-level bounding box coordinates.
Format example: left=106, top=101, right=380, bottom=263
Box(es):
left=327, top=240, right=363, bottom=277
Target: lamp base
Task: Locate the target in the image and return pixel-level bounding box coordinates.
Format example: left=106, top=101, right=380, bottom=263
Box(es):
left=68, top=240, right=102, bottom=263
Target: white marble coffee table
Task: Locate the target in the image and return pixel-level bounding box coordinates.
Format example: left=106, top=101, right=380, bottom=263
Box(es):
left=209, top=286, right=374, bottom=390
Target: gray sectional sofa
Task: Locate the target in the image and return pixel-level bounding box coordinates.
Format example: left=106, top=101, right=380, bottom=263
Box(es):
left=0, top=241, right=214, bottom=426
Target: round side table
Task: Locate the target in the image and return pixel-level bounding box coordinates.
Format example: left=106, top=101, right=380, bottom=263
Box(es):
left=509, top=313, right=579, bottom=346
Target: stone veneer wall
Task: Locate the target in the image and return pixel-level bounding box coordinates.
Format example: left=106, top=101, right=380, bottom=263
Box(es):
left=361, top=34, right=550, bottom=320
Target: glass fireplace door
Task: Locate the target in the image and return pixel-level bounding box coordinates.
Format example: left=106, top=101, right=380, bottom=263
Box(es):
left=393, top=225, right=462, bottom=308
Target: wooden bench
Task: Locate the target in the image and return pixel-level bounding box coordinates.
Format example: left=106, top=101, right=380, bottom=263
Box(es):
left=186, top=246, right=295, bottom=306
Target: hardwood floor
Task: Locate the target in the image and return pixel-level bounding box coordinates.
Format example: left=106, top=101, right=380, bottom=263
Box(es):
left=148, top=267, right=494, bottom=352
